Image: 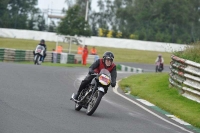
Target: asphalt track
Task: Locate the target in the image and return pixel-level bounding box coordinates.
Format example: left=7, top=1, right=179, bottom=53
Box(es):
left=0, top=62, right=196, bottom=133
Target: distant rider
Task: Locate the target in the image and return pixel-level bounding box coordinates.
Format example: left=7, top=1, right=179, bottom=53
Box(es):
left=33, top=39, right=47, bottom=62
left=74, top=51, right=117, bottom=100
left=155, top=54, right=164, bottom=70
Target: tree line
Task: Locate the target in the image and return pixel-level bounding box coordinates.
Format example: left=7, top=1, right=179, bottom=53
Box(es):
left=1, top=0, right=200, bottom=44
left=88, top=0, right=200, bottom=44
left=0, top=0, right=56, bottom=32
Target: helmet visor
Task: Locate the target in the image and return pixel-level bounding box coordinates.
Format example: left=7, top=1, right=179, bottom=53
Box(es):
left=105, top=57, right=113, bottom=62
left=105, top=57, right=113, bottom=66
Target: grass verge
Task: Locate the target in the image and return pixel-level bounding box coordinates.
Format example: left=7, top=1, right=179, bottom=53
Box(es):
left=119, top=73, right=200, bottom=128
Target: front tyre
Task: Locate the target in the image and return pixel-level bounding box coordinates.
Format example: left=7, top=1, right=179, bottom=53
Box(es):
left=75, top=103, right=82, bottom=111
left=75, top=90, right=85, bottom=111
left=86, top=91, right=104, bottom=116
left=34, top=55, right=40, bottom=65
left=155, top=66, right=158, bottom=72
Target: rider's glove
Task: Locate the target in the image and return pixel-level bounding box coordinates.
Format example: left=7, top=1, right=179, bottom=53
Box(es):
left=89, top=69, right=94, bottom=74
left=111, top=82, right=116, bottom=87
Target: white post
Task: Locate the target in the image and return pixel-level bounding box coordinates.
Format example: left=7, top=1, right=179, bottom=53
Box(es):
left=69, top=36, right=72, bottom=54
left=85, top=0, right=89, bottom=21
left=56, top=35, right=58, bottom=52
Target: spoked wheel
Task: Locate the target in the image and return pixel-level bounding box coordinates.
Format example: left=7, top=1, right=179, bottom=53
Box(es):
left=34, top=55, right=39, bottom=65
left=34, top=55, right=40, bottom=65
left=86, top=91, right=104, bottom=116
left=75, top=90, right=85, bottom=111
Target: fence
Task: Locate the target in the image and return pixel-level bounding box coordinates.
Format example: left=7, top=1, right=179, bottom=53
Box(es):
left=169, top=55, right=200, bottom=103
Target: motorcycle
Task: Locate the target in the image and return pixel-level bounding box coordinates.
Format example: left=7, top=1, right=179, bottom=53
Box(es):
left=34, top=45, right=45, bottom=65
left=155, top=61, right=164, bottom=72
left=70, top=69, right=111, bottom=116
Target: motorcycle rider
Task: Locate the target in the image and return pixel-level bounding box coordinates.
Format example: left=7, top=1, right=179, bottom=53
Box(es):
left=73, top=51, right=117, bottom=100
left=155, top=54, right=164, bottom=70
left=33, top=39, right=47, bottom=62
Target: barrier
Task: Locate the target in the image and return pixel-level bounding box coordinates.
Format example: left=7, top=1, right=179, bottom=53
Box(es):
left=117, top=64, right=144, bottom=73
left=0, top=48, right=5, bottom=61
left=14, top=50, right=26, bottom=62
left=0, top=48, right=96, bottom=64
left=74, top=54, right=96, bottom=64
left=67, top=54, right=75, bottom=63
left=169, top=55, right=200, bottom=103
left=60, top=53, right=68, bottom=64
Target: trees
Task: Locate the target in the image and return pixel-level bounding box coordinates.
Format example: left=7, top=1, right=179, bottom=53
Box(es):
left=48, top=21, right=56, bottom=32
left=1, top=0, right=200, bottom=43
left=0, top=0, right=39, bottom=29
left=91, top=0, right=200, bottom=43
left=57, top=5, right=91, bottom=36
left=0, top=0, right=9, bottom=27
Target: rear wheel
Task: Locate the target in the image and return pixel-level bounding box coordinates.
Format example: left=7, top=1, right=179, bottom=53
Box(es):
left=158, top=65, right=162, bottom=72
left=86, top=91, right=104, bottom=116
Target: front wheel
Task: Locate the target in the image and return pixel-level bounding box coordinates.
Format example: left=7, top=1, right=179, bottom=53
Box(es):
left=155, top=66, right=158, bottom=72
left=75, top=103, right=82, bottom=111
left=86, top=91, right=104, bottom=116
left=75, top=90, right=86, bottom=111
left=34, top=55, right=40, bottom=65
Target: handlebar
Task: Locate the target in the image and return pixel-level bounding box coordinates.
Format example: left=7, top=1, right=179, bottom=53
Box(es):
left=91, top=73, right=98, bottom=76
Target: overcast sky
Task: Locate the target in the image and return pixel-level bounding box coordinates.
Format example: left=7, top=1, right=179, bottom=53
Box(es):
left=36, top=0, right=98, bottom=25
left=37, top=0, right=98, bottom=12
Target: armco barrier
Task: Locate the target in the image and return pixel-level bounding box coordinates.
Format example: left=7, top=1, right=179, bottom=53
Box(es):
left=117, top=64, right=143, bottom=73
left=169, top=55, right=200, bottom=103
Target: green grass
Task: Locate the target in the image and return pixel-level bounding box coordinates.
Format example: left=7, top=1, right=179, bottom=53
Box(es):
left=173, top=41, right=200, bottom=63
left=0, top=37, right=172, bottom=64
left=119, top=73, right=200, bottom=128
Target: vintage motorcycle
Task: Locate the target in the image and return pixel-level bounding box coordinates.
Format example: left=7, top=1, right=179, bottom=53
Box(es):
left=155, top=61, right=164, bottom=72
left=70, top=69, right=111, bottom=116
left=34, top=45, right=45, bottom=65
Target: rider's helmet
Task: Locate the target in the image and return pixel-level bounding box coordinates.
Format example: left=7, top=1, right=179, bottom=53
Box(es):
left=158, top=54, right=162, bottom=58
left=103, top=51, right=114, bottom=66
left=40, top=39, right=45, bottom=44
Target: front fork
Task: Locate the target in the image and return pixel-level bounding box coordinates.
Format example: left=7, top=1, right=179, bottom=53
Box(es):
left=34, top=54, right=43, bottom=61
left=87, top=87, right=105, bottom=104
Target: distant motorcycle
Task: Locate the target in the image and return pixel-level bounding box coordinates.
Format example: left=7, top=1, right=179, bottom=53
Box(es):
left=34, top=45, right=45, bottom=65
left=155, top=61, right=164, bottom=72
left=70, top=69, right=111, bottom=116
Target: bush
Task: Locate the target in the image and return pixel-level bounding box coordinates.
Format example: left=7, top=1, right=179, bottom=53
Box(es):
left=173, top=42, right=200, bottom=63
